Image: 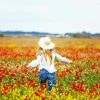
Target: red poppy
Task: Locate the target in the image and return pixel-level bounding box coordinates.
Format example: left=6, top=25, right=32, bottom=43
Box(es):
left=71, top=83, right=77, bottom=91
left=66, top=69, right=71, bottom=74
left=91, top=64, right=97, bottom=69
left=4, top=85, right=9, bottom=91
left=35, top=92, right=41, bottom=97
left=65, top=92, right=69, bottom=96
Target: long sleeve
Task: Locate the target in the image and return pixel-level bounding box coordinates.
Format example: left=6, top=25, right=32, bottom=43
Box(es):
left=27, top=54, right=41, bottom=68
left=28, top=59, right=39, bottom=68
left=53, top=50, right=72, bottom=63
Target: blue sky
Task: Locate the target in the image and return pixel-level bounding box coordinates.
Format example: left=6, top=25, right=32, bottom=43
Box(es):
left=0, top=0, right=100, bottom=33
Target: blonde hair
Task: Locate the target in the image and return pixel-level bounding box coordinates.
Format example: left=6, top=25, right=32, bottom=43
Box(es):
left=39, top=47, right=53, bottom=64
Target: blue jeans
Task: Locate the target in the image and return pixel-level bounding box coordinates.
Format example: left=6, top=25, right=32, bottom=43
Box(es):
left=39, top=69, right=56, bottom=91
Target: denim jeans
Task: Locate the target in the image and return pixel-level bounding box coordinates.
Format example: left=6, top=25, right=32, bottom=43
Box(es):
left=39, top=69, right=56, bottom=91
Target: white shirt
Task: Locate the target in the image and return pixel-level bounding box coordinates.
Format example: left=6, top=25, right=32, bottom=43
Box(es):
left=27, top=50, right=72, bottom=73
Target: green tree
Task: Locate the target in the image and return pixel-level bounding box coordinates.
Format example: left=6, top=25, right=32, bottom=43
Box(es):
left=0, top=32, right=4, bottom=37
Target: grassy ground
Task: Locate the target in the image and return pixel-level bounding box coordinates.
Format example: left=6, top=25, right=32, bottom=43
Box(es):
left=0, top=36, right=100, bottom=48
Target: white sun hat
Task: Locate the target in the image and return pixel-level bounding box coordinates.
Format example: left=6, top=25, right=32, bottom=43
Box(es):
left=38, top=37, right=55, bottom=50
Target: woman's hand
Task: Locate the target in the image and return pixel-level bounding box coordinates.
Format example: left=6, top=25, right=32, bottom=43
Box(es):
left=26, top=64, right=30, bottom=68
left=69, top=60, right=73, bottom=64
left=26, top=64, right=36, bottom=72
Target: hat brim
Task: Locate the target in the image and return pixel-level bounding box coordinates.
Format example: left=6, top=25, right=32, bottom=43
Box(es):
left=39, top=42, right=55, bottom=50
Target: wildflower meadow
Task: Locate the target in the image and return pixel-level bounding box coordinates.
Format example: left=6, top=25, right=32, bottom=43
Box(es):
left=0, top=37, right=100, bottom=100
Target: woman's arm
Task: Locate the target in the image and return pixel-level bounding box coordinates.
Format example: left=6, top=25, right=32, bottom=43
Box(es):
left=26, top=59, right=39, bottom=68
left=53, top=50, right=72, bottom=63
left=26, top=52, right=41, bottom=68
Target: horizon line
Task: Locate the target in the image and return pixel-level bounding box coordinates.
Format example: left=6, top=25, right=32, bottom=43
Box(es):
left=0, top=30, right=100, bottom=34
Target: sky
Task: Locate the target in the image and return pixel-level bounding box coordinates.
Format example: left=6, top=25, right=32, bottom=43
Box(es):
left=0, top=0, right=100, bottom=34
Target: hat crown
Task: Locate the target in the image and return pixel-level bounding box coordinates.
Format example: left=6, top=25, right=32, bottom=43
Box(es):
left=38, top=37, right=55, bottom=50
left=44, top=37, right=51, bottom=45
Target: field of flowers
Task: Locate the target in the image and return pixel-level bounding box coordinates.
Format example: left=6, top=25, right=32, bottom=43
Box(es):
left=0, top=37, right=100, bottom=100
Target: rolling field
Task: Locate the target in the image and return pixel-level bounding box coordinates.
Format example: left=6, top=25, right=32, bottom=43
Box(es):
left=0, top=37, right=100, bottom=100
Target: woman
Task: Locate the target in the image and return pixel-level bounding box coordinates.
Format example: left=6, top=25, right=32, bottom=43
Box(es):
left=26, top=37, right=72, bottom=91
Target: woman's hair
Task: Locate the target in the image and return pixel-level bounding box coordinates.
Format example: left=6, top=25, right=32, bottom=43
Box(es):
left=39, top=47, right=53, bottom=64
left=39, top=47, right=43, bottom=51
left=43, top=49, right=52, bottom=64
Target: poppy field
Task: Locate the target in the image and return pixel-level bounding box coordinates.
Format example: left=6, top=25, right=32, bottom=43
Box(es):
left=0, top=37, right=100, bottom=100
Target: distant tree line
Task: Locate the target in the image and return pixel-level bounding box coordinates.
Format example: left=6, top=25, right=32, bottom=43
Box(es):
left=0, top=31, right=100, bottom=38
left=72, top=32, right=90, bottom=38
left=70, top=31, right=100, bottom=38
left=0, top=32, right=4, bottom=37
